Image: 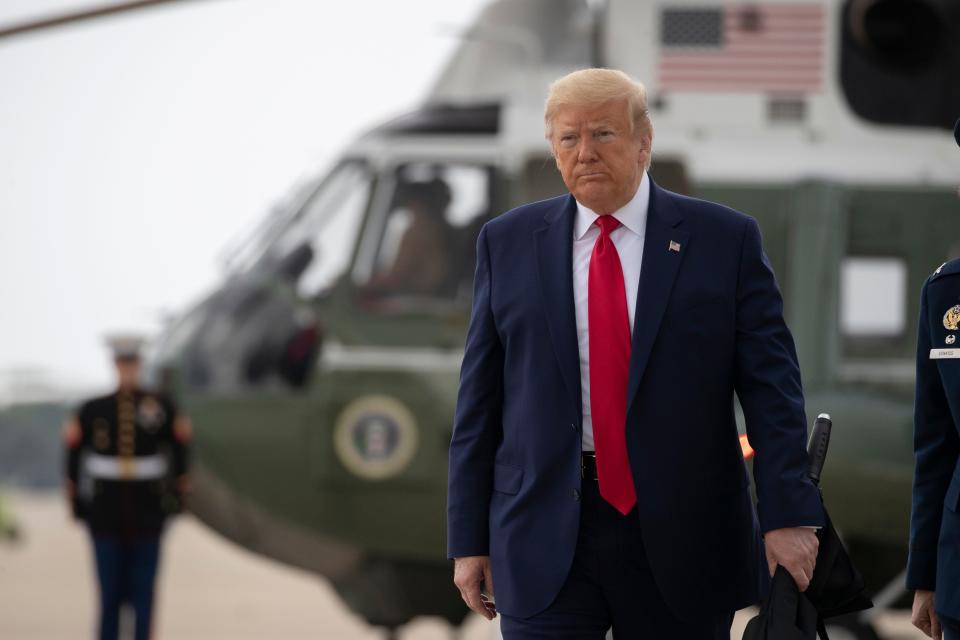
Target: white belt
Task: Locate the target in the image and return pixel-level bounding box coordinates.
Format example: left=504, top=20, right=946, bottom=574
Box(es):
left=85, top=453, right=168, bottom=480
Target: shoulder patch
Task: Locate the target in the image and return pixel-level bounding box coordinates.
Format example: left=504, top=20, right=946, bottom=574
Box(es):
left=931, top=258, right=960, bottom=281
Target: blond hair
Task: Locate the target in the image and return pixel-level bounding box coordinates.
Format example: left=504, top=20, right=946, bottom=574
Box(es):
left=544, top=68, right=652, bottom=140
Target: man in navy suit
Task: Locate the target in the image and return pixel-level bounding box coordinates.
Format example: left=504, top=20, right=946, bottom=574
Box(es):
left=447, top=68, right=823, bottom=638
left=908, top=118, right=960, bottom=640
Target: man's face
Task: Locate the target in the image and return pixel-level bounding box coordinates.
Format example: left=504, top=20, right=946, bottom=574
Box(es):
left=114, top=358, right=141, bottom=388
left=550, top=99, right=651, bottom=214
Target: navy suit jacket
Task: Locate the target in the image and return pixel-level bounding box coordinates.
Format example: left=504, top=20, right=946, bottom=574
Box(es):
left=907, top=258, right=960, bottom=618
left=447, top=181, right=824, bottom=620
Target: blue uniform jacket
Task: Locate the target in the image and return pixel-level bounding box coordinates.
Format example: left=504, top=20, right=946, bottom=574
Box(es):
left=908, top=258, right=960, bottom=618
left=447, top=181, right=824, bottom=621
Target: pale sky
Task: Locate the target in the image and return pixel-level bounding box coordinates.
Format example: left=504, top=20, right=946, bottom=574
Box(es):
left=0, top=0, right=488, bottom=395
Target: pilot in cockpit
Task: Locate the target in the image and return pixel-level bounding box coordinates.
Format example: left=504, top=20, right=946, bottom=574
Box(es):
left=365, top=178, right=454, bottom=297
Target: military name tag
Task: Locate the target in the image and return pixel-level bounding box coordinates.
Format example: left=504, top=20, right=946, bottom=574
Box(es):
left=930, top=349, right=960, bottom=359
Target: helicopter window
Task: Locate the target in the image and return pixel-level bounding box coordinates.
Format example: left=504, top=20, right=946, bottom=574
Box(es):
left=840, top=256, right=907, bottom=338
left=838, top=186, right=960, bottom=376
left=360, top=163, right=492, bottom=303
left=267, top=162, right=372, bottom=297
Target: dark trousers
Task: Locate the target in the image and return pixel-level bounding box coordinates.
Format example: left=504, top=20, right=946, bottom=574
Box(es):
left=499, top=478, right=733, bottom=639
left=943, top=613, right=960, bottom=640
left=90, top=534, right=161, bottom=640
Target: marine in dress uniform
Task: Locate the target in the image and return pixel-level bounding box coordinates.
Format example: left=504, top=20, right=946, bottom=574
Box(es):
left=63, top=336, right=191, bottom=640
left=908, top=119, right=960, bottom=640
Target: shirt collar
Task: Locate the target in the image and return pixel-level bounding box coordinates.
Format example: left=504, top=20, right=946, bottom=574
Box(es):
left=573, top=172, right=650, bottom=240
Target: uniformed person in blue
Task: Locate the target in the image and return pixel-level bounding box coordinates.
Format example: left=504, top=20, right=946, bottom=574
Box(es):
left=908, top=119, right=960, bottom=640
left=63, top=335, right=192, bottom=640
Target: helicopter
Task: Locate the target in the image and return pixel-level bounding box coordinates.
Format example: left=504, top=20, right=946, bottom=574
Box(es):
left=7, top=0, right=959, bottom=638
left=147, top=1, right=960, bottom=638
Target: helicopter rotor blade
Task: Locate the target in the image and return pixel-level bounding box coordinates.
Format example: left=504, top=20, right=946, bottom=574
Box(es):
left=0, top=0, right=217, bottom=41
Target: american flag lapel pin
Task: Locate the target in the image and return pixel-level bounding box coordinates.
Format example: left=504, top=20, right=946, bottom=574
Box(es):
left=669, top=240, right=681, bottom=252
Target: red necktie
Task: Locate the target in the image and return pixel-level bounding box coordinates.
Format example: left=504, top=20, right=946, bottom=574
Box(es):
left=588, top=216, right=637, bottom=515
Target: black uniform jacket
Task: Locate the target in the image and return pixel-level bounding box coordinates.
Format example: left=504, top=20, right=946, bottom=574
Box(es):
left=66, top=389, right=189, bottom=538
left=908, top=258, right=960, bottom=618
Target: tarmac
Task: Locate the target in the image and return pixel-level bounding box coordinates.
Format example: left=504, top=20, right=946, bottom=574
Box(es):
left=0, top=491, right=928, bottom=640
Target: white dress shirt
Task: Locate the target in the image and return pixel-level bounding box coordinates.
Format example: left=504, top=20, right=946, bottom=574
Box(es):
left=573, top=172, right=650, bottom=451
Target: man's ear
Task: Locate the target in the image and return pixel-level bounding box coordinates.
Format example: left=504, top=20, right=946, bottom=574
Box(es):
left=640, top=131, right=653, bottom=154
left=638, top=131, right=653, bottom=165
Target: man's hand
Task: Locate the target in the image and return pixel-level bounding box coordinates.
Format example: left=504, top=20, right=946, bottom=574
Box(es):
left=453, top=555, right=496, bottom=620
left=764, top=527, right=819, bottom=591
left=912, top=590, right=942, bottom=639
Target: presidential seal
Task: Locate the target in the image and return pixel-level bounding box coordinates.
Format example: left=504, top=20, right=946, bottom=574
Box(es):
left=944, top=305, right=960, bottom=331
left=333, top=395, right=418, bottom=480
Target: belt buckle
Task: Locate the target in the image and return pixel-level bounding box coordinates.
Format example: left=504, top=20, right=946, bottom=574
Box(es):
left=581, top=452, right=596, bottom=480
left=119, top=457, right=136, bottom=481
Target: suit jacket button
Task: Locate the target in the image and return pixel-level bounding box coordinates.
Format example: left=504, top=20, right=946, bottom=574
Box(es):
left=570, top=423, right=577, bottom=431
left=573, top=489, right=581, bottom=501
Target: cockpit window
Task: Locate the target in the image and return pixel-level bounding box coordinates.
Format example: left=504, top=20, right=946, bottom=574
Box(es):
left=263, top=161, right=372, bottom=297
left=357, top=163, right=493, bottom=303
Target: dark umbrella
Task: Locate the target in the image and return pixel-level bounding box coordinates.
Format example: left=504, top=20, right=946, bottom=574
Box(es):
left=743, top=565, right=819, bottom=640
left=742, top=415, right=873, bottom=640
